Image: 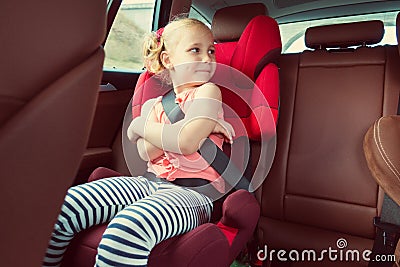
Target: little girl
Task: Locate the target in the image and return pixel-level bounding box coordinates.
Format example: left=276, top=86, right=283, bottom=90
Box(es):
left=43, top=18, right=233, bottom=267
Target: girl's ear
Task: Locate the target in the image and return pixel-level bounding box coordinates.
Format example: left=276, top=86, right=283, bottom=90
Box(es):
left=160, top=51, right=172, bottom=69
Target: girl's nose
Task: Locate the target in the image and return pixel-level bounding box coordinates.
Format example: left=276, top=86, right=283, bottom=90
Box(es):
left=202, top=53, right=212, bottom=63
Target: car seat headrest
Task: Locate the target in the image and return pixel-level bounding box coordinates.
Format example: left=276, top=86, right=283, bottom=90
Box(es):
left=210, top=15, right=280, bottom=140
left=305, top=20, right=384, bottom=49
left=211, top=3, right=268, bottom=42
left=230, top=15, right=281, bottom=81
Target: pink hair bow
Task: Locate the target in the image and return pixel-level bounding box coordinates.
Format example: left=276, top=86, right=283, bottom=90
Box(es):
left=156, top=27, right=164, bottom=43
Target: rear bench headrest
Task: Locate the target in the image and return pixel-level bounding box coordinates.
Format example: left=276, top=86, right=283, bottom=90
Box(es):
left=305, top=20, right=384, bottom=49
left=211, top=3, right=268, bottom=42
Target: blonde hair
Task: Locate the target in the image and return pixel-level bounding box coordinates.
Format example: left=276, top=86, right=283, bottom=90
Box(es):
left=142, top=17, right=211, bottom=74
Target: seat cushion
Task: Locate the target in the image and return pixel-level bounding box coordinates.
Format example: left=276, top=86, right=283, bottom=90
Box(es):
left=62, top=223, right=230, bottom=267
left=66, top=167, right=260, bottom=266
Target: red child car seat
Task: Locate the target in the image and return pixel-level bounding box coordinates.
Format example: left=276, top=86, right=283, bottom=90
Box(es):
left=61, top=5, right=281, bottom=267
left=211, top=3, right=280, bottom=140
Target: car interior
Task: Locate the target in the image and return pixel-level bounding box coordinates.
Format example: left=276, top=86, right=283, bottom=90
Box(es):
left=2, top=0, right=400, bottom=266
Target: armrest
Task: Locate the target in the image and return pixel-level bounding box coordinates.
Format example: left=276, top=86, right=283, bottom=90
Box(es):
left=88, top=167, right=123, bottom=182
left=220, top=189, right=260, bottom=229
left=149, top=223, right=230, bottom=267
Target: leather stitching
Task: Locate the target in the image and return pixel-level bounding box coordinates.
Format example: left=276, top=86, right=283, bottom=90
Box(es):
left=373, top=117, right=400, bottom=182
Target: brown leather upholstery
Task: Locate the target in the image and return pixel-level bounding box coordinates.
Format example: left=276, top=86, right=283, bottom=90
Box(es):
left=257, top=20, right=400, bottom=266
left=0, top=0, right=106, bottom=266
left=364, top=116, right=400, bottom=206
left=211, top=3, right=268, bottom=42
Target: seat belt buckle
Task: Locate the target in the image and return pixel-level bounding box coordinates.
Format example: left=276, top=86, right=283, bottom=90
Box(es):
left=374, top=217, right=400, bottom=248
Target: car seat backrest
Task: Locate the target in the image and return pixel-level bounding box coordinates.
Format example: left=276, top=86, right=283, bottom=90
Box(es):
left=211, top=3, right=268, bottom=65
left=258, top=20, right=400, bottom=258
left=226, top=15, right=281, bottom=140
left=209, top=3, right=281, bottom=141
left=0, top=1, right=106, bottom=265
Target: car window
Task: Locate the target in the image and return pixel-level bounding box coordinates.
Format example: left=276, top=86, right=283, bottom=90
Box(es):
left=189, top=6, right=211, bottom=28
left=280, top=11, right=399, bottom=53
left=104, top=0, right=156, bottom=71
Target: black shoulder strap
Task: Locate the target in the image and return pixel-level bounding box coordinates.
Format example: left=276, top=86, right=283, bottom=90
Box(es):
left=161, top=89, right=251, bottom=192
left=161, top=89, right=185, bottom=122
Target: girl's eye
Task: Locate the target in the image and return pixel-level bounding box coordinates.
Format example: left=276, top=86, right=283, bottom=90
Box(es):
left=190, top=48, right=200, bottom=53
left=208, top=49, right=215, bottom=55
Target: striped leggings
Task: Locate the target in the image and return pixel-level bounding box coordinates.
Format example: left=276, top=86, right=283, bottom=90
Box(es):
left=43, top=176, right=213, bottom=267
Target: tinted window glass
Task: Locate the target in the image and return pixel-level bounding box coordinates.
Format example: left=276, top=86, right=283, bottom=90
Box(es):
left=104, top=0, right=156, bottom=71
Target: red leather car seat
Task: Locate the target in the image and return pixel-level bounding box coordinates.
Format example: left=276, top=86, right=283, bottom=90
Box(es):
left=62, top=4, right=281, bottom=267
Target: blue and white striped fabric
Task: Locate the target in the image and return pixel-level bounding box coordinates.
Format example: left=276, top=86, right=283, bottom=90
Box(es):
left=43, top=176, right=213, bottom=267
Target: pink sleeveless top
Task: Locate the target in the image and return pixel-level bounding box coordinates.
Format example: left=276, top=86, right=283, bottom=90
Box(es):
left=147, top=87, right=225, bottom=192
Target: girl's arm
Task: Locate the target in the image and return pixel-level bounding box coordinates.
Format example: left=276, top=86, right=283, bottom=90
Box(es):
left=136, top=137, right=164, bottom=161
left=129, top=83, right=223, bottom=155
left=132, top=98, right=164, bottom=161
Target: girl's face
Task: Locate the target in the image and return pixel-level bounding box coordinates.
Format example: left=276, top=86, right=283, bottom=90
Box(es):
left=163, top=25, right=216, bottom=89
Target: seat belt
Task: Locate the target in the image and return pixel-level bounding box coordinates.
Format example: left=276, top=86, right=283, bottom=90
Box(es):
left=370, top=195, right=400, bottom=266
left=369, top=93, right=400, bottom=267
left=161, top=89, right=252, bottom=192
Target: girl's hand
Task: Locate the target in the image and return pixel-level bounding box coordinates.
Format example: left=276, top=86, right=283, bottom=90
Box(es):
left=128, top=99, right=160, bottom=143
left=127, top=117, right=144, bottom=143
left=212, top=119, right=235, bottom=144
left=140, top=98, right=157, bottom=119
